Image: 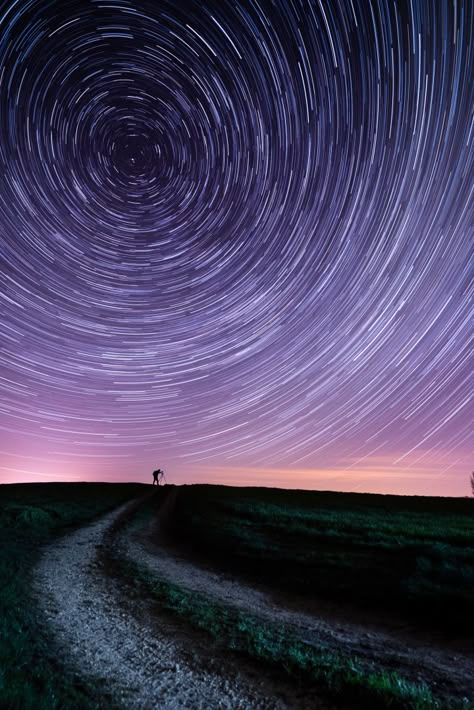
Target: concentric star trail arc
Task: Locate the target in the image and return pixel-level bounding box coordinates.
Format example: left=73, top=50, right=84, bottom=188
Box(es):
left=0, top=0, right=472, bottom=494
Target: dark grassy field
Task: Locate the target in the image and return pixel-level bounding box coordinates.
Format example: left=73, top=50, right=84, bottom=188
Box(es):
left=103, top=484, right=474, bottom=709
left=168, top=485, right=474, bottom=634
left=1, top=482, right=472, bottom=709
left=0, top=482, right=145, bottom=709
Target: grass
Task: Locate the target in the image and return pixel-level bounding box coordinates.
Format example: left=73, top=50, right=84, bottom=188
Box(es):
left=168, top=485, right=474, bottom=633
left=0, top=482, right=145, bottom=709
left=2, top=482, right=472, bottom=708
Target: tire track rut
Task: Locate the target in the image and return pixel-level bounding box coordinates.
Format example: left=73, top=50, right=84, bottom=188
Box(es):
left=118, top=493, right=473, bottom=705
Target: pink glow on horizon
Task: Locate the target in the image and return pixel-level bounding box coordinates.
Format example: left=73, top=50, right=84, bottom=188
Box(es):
left=1, top=449, right=471, bottom=497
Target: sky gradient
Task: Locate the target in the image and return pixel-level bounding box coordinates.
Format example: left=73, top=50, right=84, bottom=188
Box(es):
left=0, top=0, right=472, bottom=496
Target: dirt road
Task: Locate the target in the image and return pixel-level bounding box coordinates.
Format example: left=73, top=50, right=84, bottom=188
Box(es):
left=120, top=494, right=474, bottom=703
left=33, top=498, right=328, bottom=709
left=33, top=492, right=473, bottom=707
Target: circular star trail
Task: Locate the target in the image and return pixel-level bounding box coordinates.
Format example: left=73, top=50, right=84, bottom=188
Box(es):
left=0, top=0, right=472, bottom=491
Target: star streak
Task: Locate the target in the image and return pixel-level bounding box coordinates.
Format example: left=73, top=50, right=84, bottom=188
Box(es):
left=0, top=0, right=472, bottom=495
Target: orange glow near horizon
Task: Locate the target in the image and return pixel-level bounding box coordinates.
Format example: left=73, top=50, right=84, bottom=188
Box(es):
left=1, top=448, right=471, bottom=498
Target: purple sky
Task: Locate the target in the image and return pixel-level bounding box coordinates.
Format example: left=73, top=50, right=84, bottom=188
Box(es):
left=0, top=0, right=472, bottom=496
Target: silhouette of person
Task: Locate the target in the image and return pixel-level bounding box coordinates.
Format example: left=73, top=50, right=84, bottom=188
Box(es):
left=152, top=469, right=164, bottom=486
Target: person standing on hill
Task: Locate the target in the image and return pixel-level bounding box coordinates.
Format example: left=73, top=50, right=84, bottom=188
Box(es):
left=152, top=469, right=164, bottom=486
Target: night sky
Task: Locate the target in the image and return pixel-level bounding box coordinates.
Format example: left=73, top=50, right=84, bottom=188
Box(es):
left=0, top=0, right=472, bottom=495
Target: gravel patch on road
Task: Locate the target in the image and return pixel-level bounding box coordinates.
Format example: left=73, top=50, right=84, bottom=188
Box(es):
left=34, top=501, right=318, bottom=709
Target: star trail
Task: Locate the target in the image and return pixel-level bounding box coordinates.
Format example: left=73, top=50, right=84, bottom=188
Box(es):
left=0, top=0, right=472, bottom=495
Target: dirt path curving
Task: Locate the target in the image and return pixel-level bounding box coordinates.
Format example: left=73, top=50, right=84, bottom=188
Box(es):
left=33, top=499, right=329, bottom=709
left=117, top=494, right=474, bottom=705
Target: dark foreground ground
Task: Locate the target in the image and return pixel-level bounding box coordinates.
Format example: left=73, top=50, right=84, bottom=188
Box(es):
left=167, top=485, right=474, bottom=634
left=1, top=482, right=473, bottom=709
